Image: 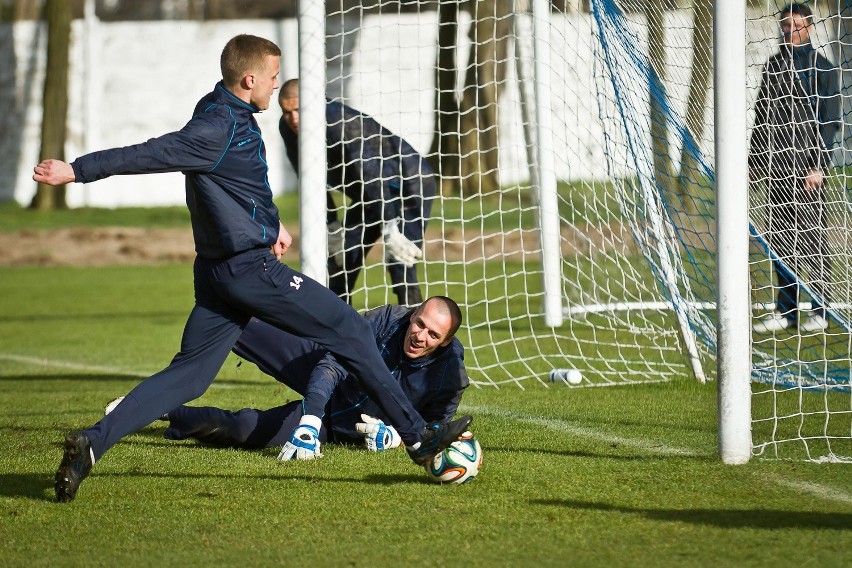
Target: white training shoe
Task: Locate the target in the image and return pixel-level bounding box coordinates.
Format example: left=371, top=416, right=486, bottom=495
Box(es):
left=800, top=314, right=828, bottom=332
left=104, top=396, right=125, bottom=416
left=752, top=312, right=791, bottom=333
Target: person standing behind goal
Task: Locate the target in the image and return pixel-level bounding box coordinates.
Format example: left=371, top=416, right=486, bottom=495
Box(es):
left=278, top=78, right=436, bottom=306
left=749, top=3, right=840, bottom=334
left=33, top=34, right=471, bottom=503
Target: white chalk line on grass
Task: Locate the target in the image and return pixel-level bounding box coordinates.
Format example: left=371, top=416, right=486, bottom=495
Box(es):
left=461, top=404, right=852, bottom=506
left=0, top=353, right=150, bottom=378
left=461, top=403, right=701, bottom=457
left=772, top=477, right=852, bottom=506
left=0, top=353, right=236, bottom=388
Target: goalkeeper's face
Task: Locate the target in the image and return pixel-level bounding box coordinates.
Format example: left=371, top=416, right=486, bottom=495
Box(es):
left=403, top=301, right=453, bottom=360
left=280, top=95, right=299, bottom=134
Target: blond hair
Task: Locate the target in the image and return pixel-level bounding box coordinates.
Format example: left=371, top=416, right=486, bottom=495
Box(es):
left=220, top=34, right=281, bottom=87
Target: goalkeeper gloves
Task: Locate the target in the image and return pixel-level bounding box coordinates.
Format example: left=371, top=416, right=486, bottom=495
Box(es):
left=383, top=220, right=422, bottom=268
left=327, top=220, right=345, bottom=268
left=354, top=414, right=401, bottom=452
left=278, top=414, right=323, bottom=461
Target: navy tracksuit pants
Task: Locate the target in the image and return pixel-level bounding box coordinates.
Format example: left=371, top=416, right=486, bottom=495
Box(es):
left=164, top=401, right=320, bottom=450
left=767, top=184, right=830, bottom=321
left=162, top=319, right=331, bottom=450
left=83, top=248, right=425, bottom=460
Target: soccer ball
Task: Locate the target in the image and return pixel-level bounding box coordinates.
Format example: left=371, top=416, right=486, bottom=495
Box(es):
left=423, top=431, right=482, bottom=485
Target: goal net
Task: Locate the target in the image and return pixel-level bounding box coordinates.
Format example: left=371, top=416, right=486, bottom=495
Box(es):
left=307, top=0, right=851, bottom=461
left=747, top=1, right=852, bottom=462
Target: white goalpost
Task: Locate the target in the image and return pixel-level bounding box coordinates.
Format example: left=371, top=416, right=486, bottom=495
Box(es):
left=714, top=0, right=751, bottom=465
left=297, top=0, right=328, bottom=284
left=296, top=0, right=852, bottom=463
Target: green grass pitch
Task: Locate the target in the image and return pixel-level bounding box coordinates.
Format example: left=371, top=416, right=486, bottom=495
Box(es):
left=0, top=203, right=850, bottom=565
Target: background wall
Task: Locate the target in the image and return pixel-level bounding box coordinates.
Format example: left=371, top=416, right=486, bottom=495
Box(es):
left=1, top=19, right=299, bottom=207
left=0, top=11, right=784, bottom=208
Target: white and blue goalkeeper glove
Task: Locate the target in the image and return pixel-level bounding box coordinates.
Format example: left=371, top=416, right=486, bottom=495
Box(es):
left=383, top=220, right=422, bottom=268
left=278, top=414, right=323, bottom=461
left=355, top=414, right=401, bottom=452
left=327, top=220, right=345, bottom=268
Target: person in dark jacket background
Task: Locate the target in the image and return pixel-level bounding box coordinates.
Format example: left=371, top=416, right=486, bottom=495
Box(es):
left=750, top=2, right=840, bottom=334
left=34, top=35, right=471, bottom=503
left=278, top=78, right=436, bottom=306
left=137, top=297, right=469, bottom=454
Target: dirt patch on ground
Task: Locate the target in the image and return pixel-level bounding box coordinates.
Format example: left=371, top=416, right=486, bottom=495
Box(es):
left=0, top=227, right=197, bottom=267
left=0, top=224, right=632, bottom=267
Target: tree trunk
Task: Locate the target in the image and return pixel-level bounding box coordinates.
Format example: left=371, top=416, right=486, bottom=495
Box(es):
left=647, top=4, right=674, bottom=201
left=31, top=0, right=71, bottom=210
left=430, top=0, right=512, bottom=195
left=677, top=0, right=712, bottom=211
left=456, top=0, right=512, bottom=194
left=429, top=0, right=462, bottom=194
left=14, top=0, right=42, bottom=20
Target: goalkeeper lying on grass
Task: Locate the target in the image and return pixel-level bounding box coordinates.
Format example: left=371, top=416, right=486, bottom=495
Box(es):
left=108, top=297, right=468, bottom=457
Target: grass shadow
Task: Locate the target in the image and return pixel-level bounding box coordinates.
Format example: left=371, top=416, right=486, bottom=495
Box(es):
left=0, top=468, right=426, bottom=503
left=533, top=498, right=852, bottom=530
left=482, top=445, right=710, bottom=461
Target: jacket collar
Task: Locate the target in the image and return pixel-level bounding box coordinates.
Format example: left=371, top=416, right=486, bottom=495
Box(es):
left=214, top=81, right=259, bottom=113
left=780, top=42, right=814, bottom=59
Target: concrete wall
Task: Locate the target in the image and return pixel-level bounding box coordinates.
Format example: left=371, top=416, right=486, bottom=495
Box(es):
left=1, top=19, right=300, bottom=207
left=0, top=11, right=783, bottom=208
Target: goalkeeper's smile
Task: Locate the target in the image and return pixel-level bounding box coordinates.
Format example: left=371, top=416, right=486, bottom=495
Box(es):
left=403, top=300, right=455, bottom=360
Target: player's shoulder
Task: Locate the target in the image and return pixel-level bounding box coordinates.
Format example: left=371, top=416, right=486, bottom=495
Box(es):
left=436, top=339, right=468, bottom=387
left=814, top=50, right=836, bottom=69
left=444, top=337, right=465, bottom=362
left=179, top=107, right=234, bottom=148
left=364, top=304, right=410, bottom=330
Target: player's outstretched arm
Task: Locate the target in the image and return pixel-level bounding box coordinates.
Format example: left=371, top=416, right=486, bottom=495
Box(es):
left=33, top=159, right=75, bottom=186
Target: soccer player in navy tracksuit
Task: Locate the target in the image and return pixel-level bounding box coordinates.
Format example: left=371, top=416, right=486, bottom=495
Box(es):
left=161, top=297, right=468, bottom=452
left=33, top=35, right=471, bottom=502
left=278, top=78, right=436, bottom=306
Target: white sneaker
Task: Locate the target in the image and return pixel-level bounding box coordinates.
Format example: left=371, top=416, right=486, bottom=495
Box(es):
left=800, top=314, right=828, bottom=332
left=752, top=312, right=791, bottom=333
left=104, top=396, right=125, bottom=416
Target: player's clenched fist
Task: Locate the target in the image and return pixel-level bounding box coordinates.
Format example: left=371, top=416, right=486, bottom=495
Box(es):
left=33, top=159, right=76, bottom=186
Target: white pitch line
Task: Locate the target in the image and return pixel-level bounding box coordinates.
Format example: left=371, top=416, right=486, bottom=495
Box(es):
left=0, top=353, right=150, bottom=377
left=462, top=404, right=852, bottom=505
left=461, top=403, right=703, bottom=456
left=772, top=477, right=852, bottom=506
left=0, top=353, right=236, bottom=388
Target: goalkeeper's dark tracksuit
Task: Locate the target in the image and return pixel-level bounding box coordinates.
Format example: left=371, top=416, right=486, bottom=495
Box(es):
left=280, top=101, right=436, bottom=306
left=70, top=82, right=429, bottom=461
left=164, top=304, right=468, bottom=449
left=748, top=42, right=840, bottom=323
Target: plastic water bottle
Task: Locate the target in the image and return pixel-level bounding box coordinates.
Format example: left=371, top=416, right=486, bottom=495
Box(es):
left=548, top=368, right=583, bottom=385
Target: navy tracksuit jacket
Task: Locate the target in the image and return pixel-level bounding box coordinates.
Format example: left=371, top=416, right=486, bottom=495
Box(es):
left=164, top=304, right=469, bottom=449
left=72, top=83, right=427, bottom=460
